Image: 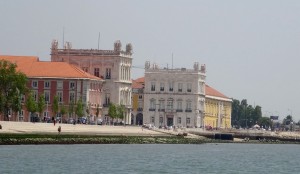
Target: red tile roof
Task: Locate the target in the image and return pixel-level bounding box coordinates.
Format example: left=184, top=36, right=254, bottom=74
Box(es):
left=135, top=77, right=145, bottom=83
left=132, top=77, right=145, bottom=89
left=205, top=84, right=229, bottom=99
left=0, top=55, right=102, bottom=80
left=132, top=80, right=144, bottom=89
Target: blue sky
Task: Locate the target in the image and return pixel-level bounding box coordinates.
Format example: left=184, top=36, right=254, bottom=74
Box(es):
left=1, top=0, right=300, bottom=121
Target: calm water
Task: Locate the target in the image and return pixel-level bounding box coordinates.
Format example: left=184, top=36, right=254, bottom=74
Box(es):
left=0, top=144, right=300, bottom=174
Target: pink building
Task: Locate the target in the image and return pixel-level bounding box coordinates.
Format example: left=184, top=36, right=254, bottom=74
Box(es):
left=0, top=55, right=104, bottom=122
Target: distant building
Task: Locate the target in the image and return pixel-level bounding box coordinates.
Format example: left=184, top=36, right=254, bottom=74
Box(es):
left=50, top=40, right=133, bottom=124
left=143, top=61, right=206, bottom=128
left=205, top=85, right=232, bottom=129
left=0, top=55, right=104, bottom=122
left=131, top=77, right=145, bottom=125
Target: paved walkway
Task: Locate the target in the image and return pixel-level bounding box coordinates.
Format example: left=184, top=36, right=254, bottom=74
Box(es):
left=0, top=121, right=166, bottom=136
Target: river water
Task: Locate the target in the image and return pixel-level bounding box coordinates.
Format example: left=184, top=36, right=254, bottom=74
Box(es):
left=0, top=143, right=299, bottom=174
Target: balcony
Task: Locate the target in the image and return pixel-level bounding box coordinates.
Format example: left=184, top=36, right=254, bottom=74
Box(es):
left=165, top=109, right=176, bottom=113
left=137, top=108, right=143, bottom=111
left=176, top=109, right=183, bottom=112
left=185, top=109, right=192, bottom=112
left=149, top=108, right=156, bottom=111
left=105, top=76, right=111, bottom=79
left=158, top=109, right=165, bottom=112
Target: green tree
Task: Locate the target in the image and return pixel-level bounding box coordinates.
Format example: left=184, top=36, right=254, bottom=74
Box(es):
left=258, top=117, right=272, bottom=129
left=60, top=104, right=67, bottom=123
left=231, top=99, right=240, bottom=127
left=108, top=103, right=117, bottom=124
left=52, top=95, right=59, bottom=118
left=0, top=60, right=28, bottom=120
left=116, top=104, right=125, bottom=120
left=37, top=94, right=46, bottom=120
left=25, top=93, right=37, bottom=121
left=68, top=100, right=75, bottom=118
left=75, top=99, right=84, bottom=119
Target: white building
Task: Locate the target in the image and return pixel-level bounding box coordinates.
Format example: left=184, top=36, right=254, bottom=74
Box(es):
left=51, top=40, right=133, bottom=124
left=143, top=61, right=206, bottom=128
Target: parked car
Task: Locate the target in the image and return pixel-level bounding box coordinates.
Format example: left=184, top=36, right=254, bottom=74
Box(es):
left=97, top=119, right=103, bottom=125
left=78, top=117, right=87, bottom=124
left=67, top=118, right=75, bottom=124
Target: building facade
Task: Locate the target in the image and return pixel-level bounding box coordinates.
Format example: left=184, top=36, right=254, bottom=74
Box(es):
left=50, top=40, right=133, bottom=124
left=143, top=61, right=206, bottom=128
left=131, top=77, right=145, bottom=125
left=0, top=55, right=104, bottom=122
left=204, top=85, right=232, bottom=129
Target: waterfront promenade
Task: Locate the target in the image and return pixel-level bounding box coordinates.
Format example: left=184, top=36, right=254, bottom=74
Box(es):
left=0, top=121, right=165, bottom=136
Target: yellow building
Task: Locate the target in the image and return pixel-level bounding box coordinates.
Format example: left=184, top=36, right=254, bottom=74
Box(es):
left=205, top=85, right=232, bottom=129
left=131, top=77, right=144, bottom=125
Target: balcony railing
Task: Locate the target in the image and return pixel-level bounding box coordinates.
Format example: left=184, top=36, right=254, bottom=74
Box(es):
left=149, top=108, right=156, bottom=111
left=185, top=109, right=192, bottom=112
left=158, top=109, right=165, bottom=112
left=176, top=109, right=183, bottom=112
left=165, top=109, right=176, bottom=113
left=137, top=108, right=143, bottom=111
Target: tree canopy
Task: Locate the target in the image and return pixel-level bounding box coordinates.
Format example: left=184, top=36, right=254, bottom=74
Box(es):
left=25, top=93, right=37, bottom=116
left=75, top=99, right=84, bottom=118
left=231, top=99, right=262, bottom=128
left=52, top=95, right=59, bottom=118
left=0, top=60, right=28, bottom=120
left=37, top=94, right=46, bottom=118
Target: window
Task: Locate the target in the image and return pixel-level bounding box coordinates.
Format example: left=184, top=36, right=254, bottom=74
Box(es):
left=32, top=90, right=38, bottom=101
left=160, top=83, right=164, bottom=91
left=169, top=82, right=174, bottom=91
left=57, top=91, right=63, bottom=103
left=69, top=92, right=75, bottom=102
left=159, top=100, right=165, bottom=111
left=32, top=81, right=38, bottom=88
left=178, top=83, right=183, bottom=92
left=138, top=101, right=143, bottom=111
left=105, top=93, right=110, bottom=105
left=167, top=99, right=174, bottom=110
left=44, top=91, right=50, bottom=103
left=187, top=118, right=191, bottom=124
left=177, top=100, right=182, bottom=112
left=94, top=68, right=100, bottom=77
left=57, top=81, right=63, bottom=89
left=19, top=110, right=24, bottom=121
left=21, top=94, right=25, bottom=103
left=19, top=110, right=24, bottom=117
left=44, top=111, right=49, bottom=117
left=138, top=95, right=143, bottom=99
left=151, top=82, right=156, bottom=91
left=44, top=81, right=50, bottom=89
left=186, top=100, right=192, bottom=112
left=70, top=81, right=75, bottom=90
left=151, top=116, right=155, bottom=123
left=178, top=117, right=182, bottom=124
left=159, top=117, right=163, bottom=124
left=106, top=68, right=111, bottom=79
left=149, top=99, right=156, bottom=111
left=187, top=83, right=192, bottom=92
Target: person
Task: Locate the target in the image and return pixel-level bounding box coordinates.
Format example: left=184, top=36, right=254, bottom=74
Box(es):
left=53, top=117, right=56, bottom=126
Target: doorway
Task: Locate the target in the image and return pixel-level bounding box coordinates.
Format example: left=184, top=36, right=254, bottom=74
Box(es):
left=167, top=117, right=173, bottom=126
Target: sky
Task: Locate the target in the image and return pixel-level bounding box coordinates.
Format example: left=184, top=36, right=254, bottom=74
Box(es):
left=1, top=0, right=300, bottom=121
